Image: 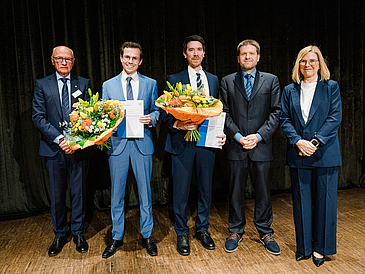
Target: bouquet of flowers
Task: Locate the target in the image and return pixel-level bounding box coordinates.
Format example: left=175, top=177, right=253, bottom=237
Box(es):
left=60, top=89, right=124, bottom=150
left=155, top=82, right=223, bottom=141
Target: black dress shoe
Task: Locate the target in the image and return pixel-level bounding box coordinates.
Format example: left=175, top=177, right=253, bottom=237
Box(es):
left=177, top=234, right=190, bottom=256
left=295, top=252, right=311, bottom=261
left=48, top=236, right=67, bottom=256
left=73, top=234, right=88, bottom=253
left=102, top=239, right=123, bottom=258
left=195, top=230, right=215, bottom=250
left=142, top=237, right=158, bottom=256
left=313, top=254, right=325, bottom=267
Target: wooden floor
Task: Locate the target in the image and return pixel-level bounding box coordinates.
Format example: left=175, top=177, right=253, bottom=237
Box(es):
left=1, top=188, right=365, bottom=274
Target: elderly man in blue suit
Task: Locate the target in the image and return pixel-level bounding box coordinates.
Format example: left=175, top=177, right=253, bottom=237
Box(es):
left=32, top=46, right=91, bottom=256
left=101, top=42, right=159, bottom=258
left=161, top=35, right=225, bottom=256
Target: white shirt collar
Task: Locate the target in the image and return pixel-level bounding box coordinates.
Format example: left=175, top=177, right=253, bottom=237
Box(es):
left=56, top=72, right=70, bottom=80
left=122, top=71, right=139, bottom=82
left=187, top=65, right=204, bottom=77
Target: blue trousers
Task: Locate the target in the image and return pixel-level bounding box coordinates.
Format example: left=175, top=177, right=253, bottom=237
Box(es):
left=290, top=167, right=339, bottom=256
left=108, top=141, right=153, bottom=240
left=171, top=144, right=215, bottom=236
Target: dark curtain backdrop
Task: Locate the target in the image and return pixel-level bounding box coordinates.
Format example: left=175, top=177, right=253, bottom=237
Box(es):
left=0, top=0, right=364, bottom=220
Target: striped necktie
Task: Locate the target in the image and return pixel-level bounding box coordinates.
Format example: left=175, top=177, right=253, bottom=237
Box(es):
left=60, top=78, right=70, bottom=120
left=196, top=73, right=202, bottom=90
left=245, top=74, right=253, bottom=100
left=126, top=77, right=134, bottom=100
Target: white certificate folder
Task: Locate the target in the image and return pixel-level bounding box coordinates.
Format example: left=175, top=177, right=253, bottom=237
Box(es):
left=117, top=100, right=144, bottom=138
left=196, top=112, right=226, bottom=148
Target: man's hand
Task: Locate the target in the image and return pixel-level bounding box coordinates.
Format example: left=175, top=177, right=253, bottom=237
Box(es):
left=59, top=139, right=74, bottom=154
left=139, top=114, right=152, bottom=125
left=217, top=133, right=226, bottom=149
left=239, top=134, right=259, bottom=150
left=296, top=139, right=317, bottom=157
left=174, top=120, right=197, bottom=131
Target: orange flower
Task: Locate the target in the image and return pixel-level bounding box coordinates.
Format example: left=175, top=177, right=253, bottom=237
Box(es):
left=81, top=119, right=92, bottom=131
left=70, top=111, right=79, bottom=124
left=108, top=108, right=117, bottom=120
left=104, top=103, right=110, bottom=111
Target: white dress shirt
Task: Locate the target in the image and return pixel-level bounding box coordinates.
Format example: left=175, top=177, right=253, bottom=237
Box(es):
left=121, top=71, right=139, bottom=100
left=187, top=66, right=210, bottom=96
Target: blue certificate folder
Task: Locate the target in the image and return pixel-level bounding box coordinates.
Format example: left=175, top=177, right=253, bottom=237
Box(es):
left=117, top=109, right=127, bottom=138
left=196, top=119, right=210, bottom=147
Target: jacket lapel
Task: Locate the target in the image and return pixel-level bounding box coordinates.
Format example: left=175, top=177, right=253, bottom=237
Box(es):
left=306, top=80, right=326, bottom=125
left=249, top=70, right=264, bottom=100
left=70, top=74, right=81, bottom=108
left=137, top=72, right=145, bottom=100
left=48, top=73, right=63, bottom=119
left=291, top=83, right=306, bottom=127
left=233, top=71, right=248, bottom=100
left=116, top=72, right=126, bottom=101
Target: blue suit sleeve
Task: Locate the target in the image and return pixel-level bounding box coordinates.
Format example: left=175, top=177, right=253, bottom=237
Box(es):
left=315, top=82, right=342, bottom=145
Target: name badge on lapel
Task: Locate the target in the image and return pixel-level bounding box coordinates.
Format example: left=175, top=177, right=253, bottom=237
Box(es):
left=72, top=89, right=82, bottom=98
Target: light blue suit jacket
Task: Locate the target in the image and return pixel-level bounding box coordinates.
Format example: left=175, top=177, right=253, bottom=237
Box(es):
left=280, top=79, right=342, bottom=168
left=102, top=72, right=159, bottom=156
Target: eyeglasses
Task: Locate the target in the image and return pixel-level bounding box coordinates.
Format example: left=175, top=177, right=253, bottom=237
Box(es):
left=53, top=56, right=74, bottom=63
left=299, top=59, right=318, bottom=66
left=122, top=55, right=140, bottom=63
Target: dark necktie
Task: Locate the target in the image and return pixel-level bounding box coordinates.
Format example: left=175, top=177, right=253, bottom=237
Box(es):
left=245, top=74, right=253, bottom=100
left=60, top=78, right=70, bottom=120
left=126, top=77, right=134, bottom=100
left=196, top=73, right=202, bottom=90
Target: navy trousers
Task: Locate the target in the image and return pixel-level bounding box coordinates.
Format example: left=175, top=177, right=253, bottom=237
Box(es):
left=45, top=150, right=89, bottom=237
left=171, top=143, right=215, bottom=236
left=290, top=167, right=339, bottom=256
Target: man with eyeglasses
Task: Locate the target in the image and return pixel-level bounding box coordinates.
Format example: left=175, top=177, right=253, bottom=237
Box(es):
left=101, top=42, right=159, bottom=258
left=32, top=46, right=91, bottom=256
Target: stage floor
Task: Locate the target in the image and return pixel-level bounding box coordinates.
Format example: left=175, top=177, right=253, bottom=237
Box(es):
left=1, top=188, right=365, bottom=273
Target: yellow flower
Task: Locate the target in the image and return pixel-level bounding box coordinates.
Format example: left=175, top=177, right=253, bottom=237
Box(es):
left=97, top=121, right=103, bottom=128
left=80, top=112, right=87, bottom=119
left=86, top=107, right=94, bottom=113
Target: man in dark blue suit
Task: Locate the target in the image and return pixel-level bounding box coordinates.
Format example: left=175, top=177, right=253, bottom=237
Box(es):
left=161, top=35, right=225, bottom=256
left=32, top=46, right=91, bottom=256
left=101, top=42, right=159, bottom=258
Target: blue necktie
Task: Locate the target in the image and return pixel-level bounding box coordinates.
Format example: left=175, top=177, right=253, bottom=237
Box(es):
left=126, top=77, right=134, bottom=100
left=60, top=78, right=70, bottom=120
left=196, top=73, right=202, bottom=90
left=245, top=74, right=253, bottom=100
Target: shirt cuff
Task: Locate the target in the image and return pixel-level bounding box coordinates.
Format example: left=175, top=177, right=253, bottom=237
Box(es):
left=255, top=133, right=262, bottom=142
left=233, top=132, right=243, bottom=143
left=54, top=134, right=65, bottom=144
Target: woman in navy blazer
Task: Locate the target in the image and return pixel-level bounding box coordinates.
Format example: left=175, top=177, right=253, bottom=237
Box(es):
left=280, top=46, right=342, bottom=267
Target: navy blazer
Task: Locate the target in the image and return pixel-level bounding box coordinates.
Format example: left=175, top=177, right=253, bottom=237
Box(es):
left=280, top=79, right=342, bottom=168
left=220, top=70, right=281, bottom=161
left=160, top=68, right=219, bottom=154
left=32, top=73, right=91, bottom=157
left=102, top=72, right=159, bottom=156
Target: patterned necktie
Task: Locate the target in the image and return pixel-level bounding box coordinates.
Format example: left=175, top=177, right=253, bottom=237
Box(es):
left=126, top=77, right=134, bottom=100
left=60, top=78, right=70, bottom=120
left=196, top=73, right=202, bottom=90
left=245, top=74, right=253, bottom=100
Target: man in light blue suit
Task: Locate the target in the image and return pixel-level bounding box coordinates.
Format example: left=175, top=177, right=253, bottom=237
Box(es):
left=101, top=42, right=159, bottom=258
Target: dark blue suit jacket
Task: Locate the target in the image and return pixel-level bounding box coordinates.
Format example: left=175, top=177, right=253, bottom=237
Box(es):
left=160, top=68, right=219, bottom=154
left=32, top=73, right=91, bottom=157
left=280, top=79, right=342, bottom=168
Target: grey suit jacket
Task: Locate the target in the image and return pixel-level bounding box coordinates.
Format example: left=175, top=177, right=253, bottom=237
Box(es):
left=220, top=70, right=281, bottom=161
